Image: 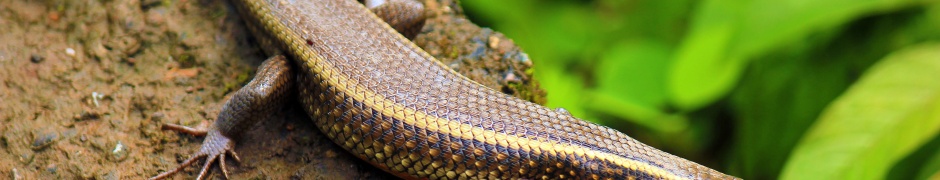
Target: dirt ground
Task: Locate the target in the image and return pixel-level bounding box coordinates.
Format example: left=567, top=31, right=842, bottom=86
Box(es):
left=0, top=0, right=544, bottom=179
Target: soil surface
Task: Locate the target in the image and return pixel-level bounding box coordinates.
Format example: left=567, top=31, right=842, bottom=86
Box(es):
left=0, top=0, right=544, bottom=179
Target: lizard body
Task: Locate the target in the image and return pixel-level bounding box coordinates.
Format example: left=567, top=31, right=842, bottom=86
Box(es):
left=151, top=0, right=739, bottom=179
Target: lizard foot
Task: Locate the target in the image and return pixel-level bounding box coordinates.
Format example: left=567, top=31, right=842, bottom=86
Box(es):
left=150, top=56, right=291, bottom=179
left=150, top=127, right=241, bottom=180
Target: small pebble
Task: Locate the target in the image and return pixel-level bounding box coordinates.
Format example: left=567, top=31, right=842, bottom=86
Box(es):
left=110, top=141, right=128, bottom=162
left=518, top=53, right=532, bottom=66
left=469, top=46, right=486, bottom=59
left=45, top=164, right=57, bottom=174
left=18, top=153, right=33, bottom=163
left=31, top=132, right=58, bottom=150
left=30, top=54, right=44, bottom=63
left=65, top=48, right=76, bottom=56
left=442, top=5, right=452, bottom=13
left=151, top=112, right=165, bottom=121
left=504, top=72, right=520, bottom=83
left=91, top=139, right=107, bottom=151
left=488, top=35, right=499, bottom=49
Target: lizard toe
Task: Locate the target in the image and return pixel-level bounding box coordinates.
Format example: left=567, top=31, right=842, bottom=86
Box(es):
left=151, top=130, right=237, bottom=180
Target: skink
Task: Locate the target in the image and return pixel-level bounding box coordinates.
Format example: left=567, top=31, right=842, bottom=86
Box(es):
left=150, top=0, right=740, bottom=179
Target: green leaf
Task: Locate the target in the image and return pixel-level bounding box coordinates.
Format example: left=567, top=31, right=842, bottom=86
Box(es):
left=669, top=0, right=927, bottom=110
left=728, top=6, right=940, bottom=178
left=780, top=43, right=940, bottom=180
left=886, top=135, right=940, bottom=180
left=668, top=0, right=741, bottom=110
left=728, top=47, right=861, bottom=179
left=596, top=40, right=672, bottom=109
left=915, top=148, right=940, bottom=179
left=589, top=40, right=688, bottom=133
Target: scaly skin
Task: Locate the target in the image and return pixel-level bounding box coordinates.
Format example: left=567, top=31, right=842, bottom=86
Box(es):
left=151, top=0, right=740, bottom=179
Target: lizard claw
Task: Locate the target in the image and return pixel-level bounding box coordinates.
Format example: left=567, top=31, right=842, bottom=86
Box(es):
left=227, top=149, right=242, bottom=163
left=151, top=127, right=237, bottom=180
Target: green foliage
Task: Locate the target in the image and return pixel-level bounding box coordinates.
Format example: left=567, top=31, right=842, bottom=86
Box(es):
left=671, top=0, right=925, bottom=110
left=781, top=43, right=940, bottom=180
left=462, top=0, right=940, bottom=179
left=888, top=135, right=940, bottom=180
left=591, top=40, right=685, bottom=133
left=727, top=6, right=936, bottom=178
left=916, top=150, right=940, bottom=179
